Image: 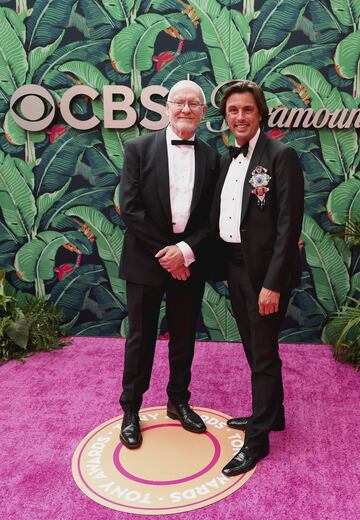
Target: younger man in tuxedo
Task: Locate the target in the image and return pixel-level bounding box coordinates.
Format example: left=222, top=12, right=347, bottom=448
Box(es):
left=212, top=80, right=304, bottom=474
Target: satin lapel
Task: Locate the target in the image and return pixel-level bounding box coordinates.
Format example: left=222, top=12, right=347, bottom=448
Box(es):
left=240, top=131, right=268, bottom=224
left=190, top=138, right=206, bottom=213
left=155, top=130, right=172, bottom=221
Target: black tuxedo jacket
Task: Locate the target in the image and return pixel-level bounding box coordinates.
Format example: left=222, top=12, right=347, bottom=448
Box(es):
left=211, top=131, right=304, bottom=293
left=120, top=129, right=219, bottom=286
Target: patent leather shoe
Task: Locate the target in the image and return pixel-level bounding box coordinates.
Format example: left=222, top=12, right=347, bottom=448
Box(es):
left=227, top=416, right=285, bottom=431
left=120, top=412, right=142, bottom=449
left=222, top=445, right=269, bottom=476
left=167, top=402, right=206, bottom=433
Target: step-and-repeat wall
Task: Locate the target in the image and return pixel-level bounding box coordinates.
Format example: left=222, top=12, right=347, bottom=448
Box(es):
left=0, top=0, right=359, bottom=342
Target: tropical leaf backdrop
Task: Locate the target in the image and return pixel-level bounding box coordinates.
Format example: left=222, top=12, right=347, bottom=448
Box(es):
left=0, top=0, right=359, bottom=342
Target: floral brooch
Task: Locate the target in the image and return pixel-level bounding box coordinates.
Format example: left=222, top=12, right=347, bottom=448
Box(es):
left=249, top=166, right=271, bottom=209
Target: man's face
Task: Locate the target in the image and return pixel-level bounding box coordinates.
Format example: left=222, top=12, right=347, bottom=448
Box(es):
left=166, top=84, right=207, bottom=139
left=225, top=91, right=262, bottom=145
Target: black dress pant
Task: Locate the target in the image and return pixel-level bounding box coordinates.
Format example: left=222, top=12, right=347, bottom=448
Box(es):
left=227, top=243, right=291, bottom=451
left=120, top=275, right=204, bottom=413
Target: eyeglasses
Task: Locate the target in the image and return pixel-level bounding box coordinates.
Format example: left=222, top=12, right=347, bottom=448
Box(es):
left=167, top=101, right=205, bottom=111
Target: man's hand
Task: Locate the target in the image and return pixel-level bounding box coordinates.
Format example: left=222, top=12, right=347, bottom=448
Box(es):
left=258, top=287, right=280, bottom=316
left=170, top=265, right=191, bottom=281
left=155, top=245, right=185, bottom=271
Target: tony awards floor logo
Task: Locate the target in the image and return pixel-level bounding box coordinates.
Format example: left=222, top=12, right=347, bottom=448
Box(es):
left=72, top=406, right=255, bottom=515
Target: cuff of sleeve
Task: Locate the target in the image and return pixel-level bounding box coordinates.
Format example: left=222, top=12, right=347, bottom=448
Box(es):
left=176, top=241, right=195, bottom=267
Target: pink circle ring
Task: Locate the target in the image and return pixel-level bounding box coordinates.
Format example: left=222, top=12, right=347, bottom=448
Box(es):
left=113, top=423, right=221, bottom=485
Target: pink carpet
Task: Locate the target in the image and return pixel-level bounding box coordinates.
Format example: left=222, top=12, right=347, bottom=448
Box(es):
left=1, top=338, right=359, bottom=519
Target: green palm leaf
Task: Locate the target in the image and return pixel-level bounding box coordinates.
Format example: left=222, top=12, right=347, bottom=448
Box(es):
left=326, top=178, right=360, bottom=225
left=3, top=110, right=26, bottom=146
left=79, top=0, right=123, bottom=39
left=92, top=283, right=126, bottom=311
left=149, top=51, right=210, bottom=88
left=165, top=12, right=197, bottom=40
left=309, top=1, right=342, bottom=35
left=187, top=0, right=249, bottom=83
left=301, top=214, right=350, bottom=312
left=2, top=7, right=26, bottom=44
left=300, top=151, right=336, bottom=191
left=250, top=34, right=290, bottom=79
left=281, top=64, right=358, bottom=178
left=27, top=33, right=64, bottom=81
left=64, top=206, right=122, bottom=264
left=68, top=12, right=91, bottom=38
left=64, top=206, right=123, bottom=297
left=330, top=0, right=360, bottom=27
left=334, top=30, right=360, bottom=102
left=256, top=44, right=335, bottom=86
left=250, top=0, right=308, bottom=52
left=0, top=8, right=28, bottom=96
left=84, top=147, right=122, bottom=183
left=58, top=61, right=108, bottom=91
left=35, top=179, right=72, bottom=230
left=35, top=130, right=100, bottom=195
left=49, top=264, right=107, bottom=321
left=26, top=0, right=77, bottom=49
left=101, top=127, right=139, bottom=171
left=72, top=319, right=122, bottom=336
left=102, top=0, right=133, bottom=21
left=0, top=154, right=36, bottom=239
left=110, top=13, right=171, bottom=74
left=42, top=186, right=114, bottom=230
left=34, top=40, right=110, bottom=85
left=280, top=129, right=318, bottom=153
left=201, top=283, right=240, bottom=342
left=14, top=231, right=70, bottom=282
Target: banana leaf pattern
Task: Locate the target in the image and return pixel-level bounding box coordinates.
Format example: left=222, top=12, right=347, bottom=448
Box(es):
left=0, top=0, right=359, bottom=342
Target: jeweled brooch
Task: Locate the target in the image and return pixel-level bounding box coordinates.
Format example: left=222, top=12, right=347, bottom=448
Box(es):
left=249, top=166, right=271, bottom=209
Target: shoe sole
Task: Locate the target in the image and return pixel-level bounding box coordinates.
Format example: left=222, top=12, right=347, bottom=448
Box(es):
left=119, top=433, right=143, bottom=449
left=227, top=423, right=285, bottom=432
left=167, top=410, right=206, bottom=433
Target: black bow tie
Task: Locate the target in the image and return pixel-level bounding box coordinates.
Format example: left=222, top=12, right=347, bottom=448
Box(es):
left=229, top=143, right=249, bottom=159
left=171, top=139, right=195, bottom=146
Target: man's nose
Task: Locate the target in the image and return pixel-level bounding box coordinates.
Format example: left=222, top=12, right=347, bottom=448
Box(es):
left=181, top=103, right=191, bottom=112
left=236, top=110, right=246, bottom=119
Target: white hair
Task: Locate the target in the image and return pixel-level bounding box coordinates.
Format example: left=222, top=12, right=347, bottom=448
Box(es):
left=167, top=80, right=206, bottom=104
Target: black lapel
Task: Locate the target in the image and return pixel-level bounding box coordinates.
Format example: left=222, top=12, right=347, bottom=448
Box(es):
left=190, top=138, right=206, bottom=213
left=155, top=129, right=172, bottom=222
left=240, top=131, right=269, bottom=223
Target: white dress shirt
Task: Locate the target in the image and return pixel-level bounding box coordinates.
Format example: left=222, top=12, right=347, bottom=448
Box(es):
left=220, top=128, right=260, bottom=243
left=166, top=126, right=195, bottom=266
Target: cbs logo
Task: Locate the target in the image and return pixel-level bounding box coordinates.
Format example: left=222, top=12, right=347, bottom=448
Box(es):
left=10, top=84, right=171, bottom=131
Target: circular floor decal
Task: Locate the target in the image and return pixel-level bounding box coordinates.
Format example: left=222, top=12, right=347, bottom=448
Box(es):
left=72, top=406, right=255, bottom=515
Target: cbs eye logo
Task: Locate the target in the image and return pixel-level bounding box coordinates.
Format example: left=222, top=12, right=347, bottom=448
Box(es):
left=11, top=85, right=56, bottom=131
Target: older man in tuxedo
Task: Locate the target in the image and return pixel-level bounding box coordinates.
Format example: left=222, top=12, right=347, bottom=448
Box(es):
left=119, top=80, right=219, bottom=448
left=212, top=80, right=304, bottom=474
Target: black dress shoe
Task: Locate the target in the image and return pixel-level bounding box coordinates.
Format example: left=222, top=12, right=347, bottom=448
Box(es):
left=227, top=417, right=285, bottom=432
left=222, top=445, right=269, bottom=476
left=167, top=402, right=206, bottom=433
left=120, top=412, right=142, bottom=449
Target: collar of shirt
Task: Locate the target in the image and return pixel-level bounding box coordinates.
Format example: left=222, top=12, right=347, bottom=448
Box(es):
left=233, top=127, right=260, bottom=162
left=166, top=125, right=196, bottom=147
